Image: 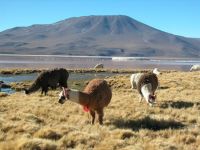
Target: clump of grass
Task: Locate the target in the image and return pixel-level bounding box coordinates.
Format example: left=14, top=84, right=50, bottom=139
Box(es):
left=1, top=123, right=16, bottom=133
left=25, top=114, right=44, bottom=124
left=0, top=68, right=174, bottom=75
left=120, top=131, right=135, bottom=139
left=17, top=138, right=57, bottom=150
left=58, top=131, right=99, bottom=149
left=175, top=135, right=196, bottom=145
left=34, top=128, right=62, bottom=140
left=0, top=68, right=41, bottom=75
left=111, top=129, right=135, bottom=140
left=0, top=92, right=9, bottom=97
left=10, top=81, right=32, bottom=91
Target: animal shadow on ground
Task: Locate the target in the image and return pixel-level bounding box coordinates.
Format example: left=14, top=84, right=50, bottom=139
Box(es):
left=112, top=116, right=185, bottom=131
left=160, top=100, right=200, bottom=109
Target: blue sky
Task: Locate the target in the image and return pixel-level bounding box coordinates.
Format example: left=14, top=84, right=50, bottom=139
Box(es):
left=0, top=0, right=199, bottom=38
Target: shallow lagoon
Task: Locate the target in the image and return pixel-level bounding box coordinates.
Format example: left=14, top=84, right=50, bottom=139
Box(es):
left=0, top=72, right=118, bottom=93
left=0, top=54, right=199, bottom=93
left=0, top=54, right=199, bottom=71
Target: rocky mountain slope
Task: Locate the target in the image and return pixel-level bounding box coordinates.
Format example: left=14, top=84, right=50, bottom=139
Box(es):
left=0, top=15, right=199, bottom=57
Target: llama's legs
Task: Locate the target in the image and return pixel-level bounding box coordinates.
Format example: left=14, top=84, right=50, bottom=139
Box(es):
left=139, top=95, right=143, bottom=103
left=131, top=82, right=134, bottom=89
left=44, top=89, right=48, bottom=96
left=97, top=109, right=104, bottom=125
left=43, top=87, right=48, bottom=95
left=41, top=89, right=44, bottom=95
left=131, top=82, right=136, bottom=89
left=41, top=87, right=48, bottom=95
left=90, top=110, right=95, bottom=124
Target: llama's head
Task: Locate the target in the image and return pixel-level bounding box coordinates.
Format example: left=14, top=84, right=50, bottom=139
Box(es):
left=58, top=88, right=80, bottom=104
left=141, top=84, right=156, bottom=105
left=148, top=94, right=156, bottom=104
left=24, top=89, right=30, bottom=95
left=58, top=88, right=70, bottom=104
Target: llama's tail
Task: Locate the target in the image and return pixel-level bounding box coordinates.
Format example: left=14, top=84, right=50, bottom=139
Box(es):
left=25, top=82, right=40, bottom=94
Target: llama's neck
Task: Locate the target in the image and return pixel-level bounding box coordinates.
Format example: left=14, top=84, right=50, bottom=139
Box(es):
left=141, top=83, right=152, bottom=102
left=27, top=83, right=40, bottom=93
left=68, top=89, right=90, bottom=106
left=135, top=73, right=143, bottom=85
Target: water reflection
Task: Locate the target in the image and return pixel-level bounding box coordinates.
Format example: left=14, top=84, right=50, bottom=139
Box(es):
left=0, top=72, right=116, bottom=94
left=0, top=88, right=15, bottom=94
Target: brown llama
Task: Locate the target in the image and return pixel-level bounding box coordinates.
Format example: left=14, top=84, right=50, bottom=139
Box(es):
left=58, top=79, right=112, bottom=125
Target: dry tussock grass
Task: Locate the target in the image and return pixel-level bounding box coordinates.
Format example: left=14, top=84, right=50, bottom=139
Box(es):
left=0, top=71, right=200, bottom=150
left=0, top=68, right=164, bottom=75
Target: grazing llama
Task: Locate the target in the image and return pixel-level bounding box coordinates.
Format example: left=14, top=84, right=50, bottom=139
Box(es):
left=59, top=79, right=112, bottom=125
left=25, top=68, right=69, bottom=95
left=130, top=68, right=160, bottom=105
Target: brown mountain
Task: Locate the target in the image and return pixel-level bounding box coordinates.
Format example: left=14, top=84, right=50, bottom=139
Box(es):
left=0, top=15, right=200, bottom=57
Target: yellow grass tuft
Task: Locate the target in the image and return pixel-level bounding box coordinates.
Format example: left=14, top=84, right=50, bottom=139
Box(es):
left=34, top=128, right=62, bottom=140
left=0, top=92, right=9, bottom=97
left=17, top=138, right=57, bottom=150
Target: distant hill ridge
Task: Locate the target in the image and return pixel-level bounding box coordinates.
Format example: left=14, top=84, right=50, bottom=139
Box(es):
left=0, top=15, right=199, bottom=57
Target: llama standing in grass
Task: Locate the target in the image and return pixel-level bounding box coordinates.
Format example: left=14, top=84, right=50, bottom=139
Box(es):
left=25, top=68, right=69, bottom=95
left=58, top=79, right=112, bottom=125
left=130, top=68, right=161, bottom=89
left=190, top=64, right=200, bottom=71
left=137, top=73, right=158, bottom=105
left=130, top=68, right=160, bottom=105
